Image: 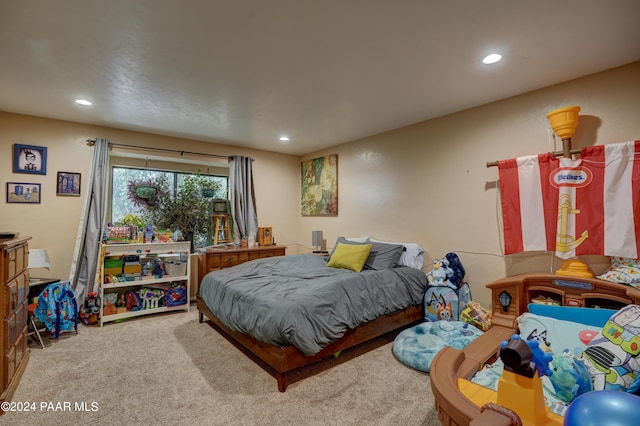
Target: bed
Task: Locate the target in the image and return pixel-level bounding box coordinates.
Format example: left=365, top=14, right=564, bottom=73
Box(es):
left=430, top=273, right=640, bottom=425
left=197, top=238, right=428, bottom=392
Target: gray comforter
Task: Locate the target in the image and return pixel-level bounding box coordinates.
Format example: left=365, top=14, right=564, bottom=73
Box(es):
left=199, top=254, right=428, bottom=356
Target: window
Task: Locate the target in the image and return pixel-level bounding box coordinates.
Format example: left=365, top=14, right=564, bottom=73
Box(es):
left=110, top=166, right=228, bottom=249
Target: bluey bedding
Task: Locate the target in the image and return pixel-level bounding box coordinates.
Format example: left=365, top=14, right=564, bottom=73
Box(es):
left=198, top=254, right=428, bottom=356
left=471, top=304, right=640, bottom=415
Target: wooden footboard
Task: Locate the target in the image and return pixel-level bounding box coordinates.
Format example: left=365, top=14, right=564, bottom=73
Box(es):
left=197, top=294, right=423, bottom=392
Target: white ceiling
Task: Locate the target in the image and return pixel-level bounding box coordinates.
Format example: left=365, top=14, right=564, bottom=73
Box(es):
left=1, top=1, right=639, bottom=156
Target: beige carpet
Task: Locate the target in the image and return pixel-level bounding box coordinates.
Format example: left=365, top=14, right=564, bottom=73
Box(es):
left=9, top=307, right=441, bottom=425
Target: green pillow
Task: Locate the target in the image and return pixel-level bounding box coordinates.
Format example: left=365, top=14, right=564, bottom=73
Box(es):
left=327, top=242, right=372, bottom=272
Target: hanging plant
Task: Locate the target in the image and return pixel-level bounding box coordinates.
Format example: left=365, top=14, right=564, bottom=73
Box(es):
left=127, top=178, right=164, bottom=209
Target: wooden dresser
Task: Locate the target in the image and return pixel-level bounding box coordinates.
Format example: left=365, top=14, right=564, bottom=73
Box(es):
left=0, top=236, right=31, bottom=411
left=197, top=245, right=286, bottom=289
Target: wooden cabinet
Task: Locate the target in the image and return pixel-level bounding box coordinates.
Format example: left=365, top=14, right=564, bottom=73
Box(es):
left=99, top=242, right=190, bottom=327
left=197, top=245, right=286, bottom=289
left=0, top=236, right=31, bottom=412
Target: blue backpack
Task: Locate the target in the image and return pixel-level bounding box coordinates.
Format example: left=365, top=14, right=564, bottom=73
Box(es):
left=34, top=281, right=78, bottom=338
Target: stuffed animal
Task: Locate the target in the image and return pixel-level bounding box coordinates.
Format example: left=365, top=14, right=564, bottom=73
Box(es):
left=427, top=258, right=454, bottom=287
left=445, top=252, right=466, bottom=289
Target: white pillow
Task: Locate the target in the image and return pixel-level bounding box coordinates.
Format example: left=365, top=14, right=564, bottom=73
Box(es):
left=343, top=236, right=370, bottom=243
left=370, top=238, right=425, bottom=269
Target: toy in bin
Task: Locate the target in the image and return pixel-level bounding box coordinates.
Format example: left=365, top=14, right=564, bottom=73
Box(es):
left=139, top=287, right=165, bottom=309
left=166, top=282, right=187, bottom=307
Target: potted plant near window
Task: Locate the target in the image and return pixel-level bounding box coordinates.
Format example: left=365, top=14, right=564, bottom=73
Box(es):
left=136, top=173, right=223, bottom=251
left=127, top=177, right=165, bottom=209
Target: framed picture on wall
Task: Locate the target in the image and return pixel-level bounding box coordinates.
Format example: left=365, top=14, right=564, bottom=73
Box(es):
left=13, top=144, right=47, bottom=175
left=6, top=182, right=41, bottom=204
left=56, top=172, right=81, bottom=196
left=301, top=153, right=338, bottom=216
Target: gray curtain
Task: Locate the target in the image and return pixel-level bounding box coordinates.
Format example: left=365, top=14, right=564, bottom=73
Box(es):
left=68, top=138, right=109, bottom=304
left=229, top=156, right=258, bottom=245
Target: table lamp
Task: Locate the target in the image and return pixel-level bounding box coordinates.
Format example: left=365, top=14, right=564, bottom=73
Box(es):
left=312, top=230, right=324, bottom=253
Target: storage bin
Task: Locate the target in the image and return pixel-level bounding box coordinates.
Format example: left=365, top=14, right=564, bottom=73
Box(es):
left=165, top=284, right=187, bottom=307
left=164, top=260, right=187, bottom=277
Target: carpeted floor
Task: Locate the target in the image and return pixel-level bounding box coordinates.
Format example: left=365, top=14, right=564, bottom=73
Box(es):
left=8, top=307, right=441, bottom=425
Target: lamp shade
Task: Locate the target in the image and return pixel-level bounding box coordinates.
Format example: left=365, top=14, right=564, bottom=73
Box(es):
left=29, top=249, right=51, bottom=270
left=312, top=230, right=323, bottom=248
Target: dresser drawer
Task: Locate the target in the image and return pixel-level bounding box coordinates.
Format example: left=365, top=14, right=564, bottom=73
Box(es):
left=221, top=253, right=249, bottom=268
left=3, top=273, right=29, bottom=318
left=3, top=272, right=27, bottom=318
left=198, top=245, right=286, bottom=284
left=4, top=304, right=27, bottom=363
left=4, top=344, right=15, bottom=389
left=249, top=249, right=281, bottom=260
left=205, top=254, right=222, bottom=270
left=2, top=327, right=26, bottom=390
left=3, top=280, right=16, bottom=317
left=4, top=244, right=27, bottom=282
left=206, top=253, right=250, bottom=270
left=5, top=310, right=17, bottom=349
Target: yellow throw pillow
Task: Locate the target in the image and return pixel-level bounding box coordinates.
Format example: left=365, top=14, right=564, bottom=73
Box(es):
left=327, top=242, right=372, bottom=272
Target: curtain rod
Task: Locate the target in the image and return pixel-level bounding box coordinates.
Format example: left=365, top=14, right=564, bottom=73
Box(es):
left=485, top=147, right=582, bottom=168
left=86, top=139, right=230, bottom=161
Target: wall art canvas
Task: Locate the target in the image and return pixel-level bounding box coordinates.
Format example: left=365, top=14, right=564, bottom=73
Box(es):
left=301, top=154, right=338, bottom=216
left=6, top=182, right=41, bottom=204
left=13, top=144, right=47, bottom=175
left=56, top=172, right=81, bottom=196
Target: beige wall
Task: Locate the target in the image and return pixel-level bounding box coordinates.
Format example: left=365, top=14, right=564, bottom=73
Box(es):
left=0, top=114, right=300, bottom=284
left=2, top=61, right=639, bottom=307
left=301, top=61, right=640, bottom=306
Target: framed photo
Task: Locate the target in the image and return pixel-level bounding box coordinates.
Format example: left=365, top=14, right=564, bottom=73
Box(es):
left=57, top=172, right=81, bottom=196
left=301, top=154, right=338, bottom=216
left=6, top=182, right=41, bottom=204
left=13, top=144, right=47, bottom=175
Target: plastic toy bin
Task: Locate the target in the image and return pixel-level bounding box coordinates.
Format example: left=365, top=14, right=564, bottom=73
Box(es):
left=164, top=261, right=187, bottom=277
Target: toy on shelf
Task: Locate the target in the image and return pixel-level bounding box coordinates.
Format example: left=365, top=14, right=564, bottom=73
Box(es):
left=139, top=287, right=164, bottom=309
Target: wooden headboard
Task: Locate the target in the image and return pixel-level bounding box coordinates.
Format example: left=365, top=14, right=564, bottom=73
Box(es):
left=486, top=273, right=640, bottom=329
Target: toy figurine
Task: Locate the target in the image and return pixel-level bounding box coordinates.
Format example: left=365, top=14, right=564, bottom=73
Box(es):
left=139, top=288, right=164, bottom=309
left=426, top=257, right=453, bottom=287
left=80, top=292, right=100, bottom=325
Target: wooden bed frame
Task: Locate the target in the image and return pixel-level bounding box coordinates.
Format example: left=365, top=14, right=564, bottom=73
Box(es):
left=430, top=273, right=640, bottom=426
left=197, top=294, right=423, bottom=392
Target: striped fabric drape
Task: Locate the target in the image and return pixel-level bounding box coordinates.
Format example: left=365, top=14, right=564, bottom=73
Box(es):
left=498, top=140, right=640, bottom=259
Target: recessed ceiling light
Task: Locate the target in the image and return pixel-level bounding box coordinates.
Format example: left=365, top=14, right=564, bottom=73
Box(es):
left=482, top=53, right=502, bottom=64
left=75, top=99, right=92, bottom=106
left=279, top=136, right=290, bottom=142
